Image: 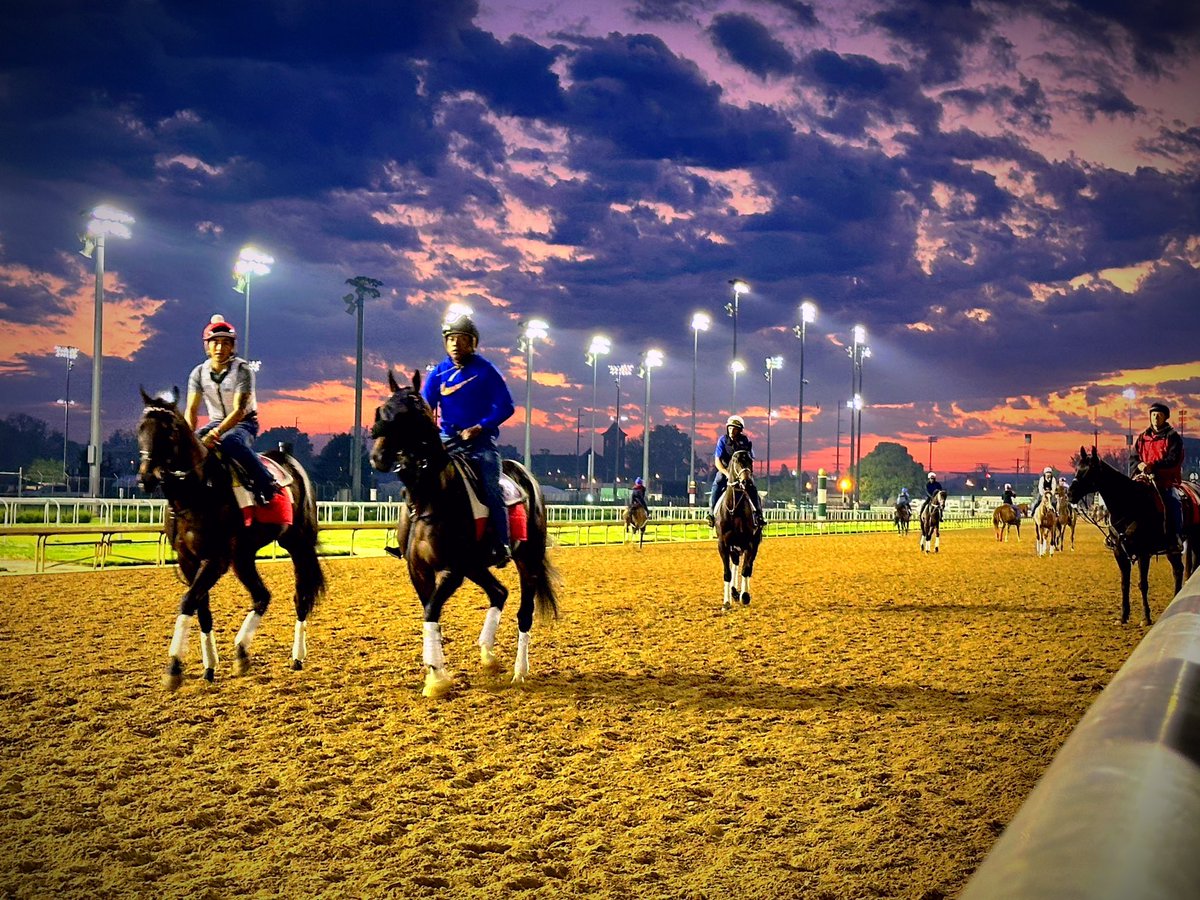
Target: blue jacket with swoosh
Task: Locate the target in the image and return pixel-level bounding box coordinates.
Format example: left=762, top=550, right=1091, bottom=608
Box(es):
left=422, top=354, right=515, bottom=439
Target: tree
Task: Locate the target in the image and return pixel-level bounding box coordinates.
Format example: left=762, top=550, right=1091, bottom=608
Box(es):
left=314, top=431, right=371, bottom=496
left=256, top=426, right=315, bottom=471
left=857, top=442, right=926, bottom=505
left=26, top=457, right=64, bottom=484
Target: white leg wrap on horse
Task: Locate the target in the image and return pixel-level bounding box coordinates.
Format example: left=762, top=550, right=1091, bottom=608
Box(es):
left=292, top=620, right=308, bottom=663
left=515, top=630, right=531, bottom=675
left=743, top=576, right=752, bottom=596
left=478, top=606, right=501, bottom=649
left=235, top=611, right=263, bottom=649
left=423, top=621, right=445, bottom=669
left=169, top=614, right=191, bottom=659
left=200, top=631, right=219, bottom=670
left=724, top=581, right=733, bottom=605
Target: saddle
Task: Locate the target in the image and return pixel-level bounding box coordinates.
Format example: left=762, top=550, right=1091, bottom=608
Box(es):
left=228, top=455, right=293, bottom=528
left=450, top=455, right=529, bottom=543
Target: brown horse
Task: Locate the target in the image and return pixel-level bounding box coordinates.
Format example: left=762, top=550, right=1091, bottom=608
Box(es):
left=893, top=502, right=911, bottom=535
left=1034, top=491, right=1058, bottom=557
left=716, top=450, right=762, bottom=609
left=137, top=390, right=325, bottom=689
left=993, top=503, right=1021, bottom=542
left=1054, top=485, right=1076, bottom=551
left=369, top=370, right=560, bottom=697
left=624, top=504, right=650, bottom=548
left=919, top=490, right=946, bottom=553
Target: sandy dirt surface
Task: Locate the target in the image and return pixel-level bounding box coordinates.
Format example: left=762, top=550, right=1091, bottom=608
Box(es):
left=0, top=526, right=1182, bottom=899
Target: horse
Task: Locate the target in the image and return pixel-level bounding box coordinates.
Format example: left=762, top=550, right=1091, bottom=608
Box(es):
left=992, top=503, right=1021, bottom=542
left=1069, top=445, right=1196, bottom=625
left=919, top=490, right=946, bottom=553
left=369, top=370, right=560, bottom=697
left=136, top=390, right=325, bottom=689
left=624, top=504, right=650, bottom=548
left=1033, top=491, right=1058, bottom=557
left=893, top=502, right=911, bottom=535
left=715, top=449, right=762, bottom=609
left=1053, top=485, right=1076, bottom=551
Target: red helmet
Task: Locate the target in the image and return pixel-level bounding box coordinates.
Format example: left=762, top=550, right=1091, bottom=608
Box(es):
left=203, top=314, right=237, bottom=342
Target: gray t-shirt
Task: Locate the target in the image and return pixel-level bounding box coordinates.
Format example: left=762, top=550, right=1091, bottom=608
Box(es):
left=187, top=357, right=257, bottom=422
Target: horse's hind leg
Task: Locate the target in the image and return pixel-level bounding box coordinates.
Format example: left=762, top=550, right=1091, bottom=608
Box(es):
left=469, top=569, right=509, bottom=675
left=1139, top=557, right=1155, bottom=626
left=278, top=527, right=324, bottom=672
left=231, top=540, right=272, bottom=676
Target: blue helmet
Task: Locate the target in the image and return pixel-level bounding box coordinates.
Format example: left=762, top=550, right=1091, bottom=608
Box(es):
left=900, top=487, right=909, bottom=495
left=634, top=477, right=644, bottom=486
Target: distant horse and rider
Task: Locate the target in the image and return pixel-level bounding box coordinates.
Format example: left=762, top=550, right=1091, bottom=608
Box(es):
left=992, top=504, right=1020, bottom=542
left=370, top=370, right=560, bottom=697
left=715, top=449, right=763, bottom=609
left=893, top=501, right=911, bottom=535
left=1053, top=483, right=1076, bottom=551
left=919, top=490, right=946, bottom=553
left=1033, top=490, right=1058, bottom=557
left=137, top=390, right=325, bottom=689
left=624, top=478, right=650, bottom=548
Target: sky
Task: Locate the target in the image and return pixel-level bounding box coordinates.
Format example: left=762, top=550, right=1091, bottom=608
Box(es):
left=1, top=0, right=1198, bottom=481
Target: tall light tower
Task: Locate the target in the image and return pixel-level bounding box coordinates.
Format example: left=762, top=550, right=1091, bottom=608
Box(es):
left=639, top=348, right=665, bottom=489
left=520, top=319, right=550, bottom=469
left=794, top=300, right=816, bottom=501
left=233, top=246, right=273, bottom=363
left=1122, top=388, right=1137, bottom=473
left=765, top=355, right=783, bottom=498
left=689, top=312, right=711, bottom=505
left=609, top=363, right=634, bottom=490
left=726, top=279, right=749, bottom=407
left=847, top=395, right=862, bottom=499
left=730, top=359, right=746, bottom=410
left=585, top=335, right=611, bottom=495
left=847, top=324, right=869, bottom=505
left=54, top=345, right=79, bottom=483
left=79, top=204, right=134, bottom=498
left=343, top=276, right=383, bottom=501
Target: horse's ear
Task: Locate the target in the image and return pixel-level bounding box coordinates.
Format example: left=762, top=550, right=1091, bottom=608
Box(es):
left=412, top=369, right=422, bottom=393
left=140, top=386, right=154, bottom=406
left=388, top=369, right=401, bottom=393
left=170, top=386, right=180, bottom=408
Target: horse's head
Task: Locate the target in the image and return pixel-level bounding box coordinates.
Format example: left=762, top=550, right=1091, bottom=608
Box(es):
left=1068, top=446, right=1099, bottom=503
left=370, top=369, right=439, bottom=474
left=729, top=450, right=754, bottom=484
left=136, top=387, right=197, bottom=494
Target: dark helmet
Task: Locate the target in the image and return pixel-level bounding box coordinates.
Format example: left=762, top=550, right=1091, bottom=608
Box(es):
left=203, top=314, right=237, bottom=342
left=1148, top=402, right=1169, bottom=418
left=442, top=313, right=480, bottom=344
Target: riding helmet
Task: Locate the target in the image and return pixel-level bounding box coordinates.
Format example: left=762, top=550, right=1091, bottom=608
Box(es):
left=927, top=472, right=936, bottom=480
left=726, top=415, right=745, bottom=428
left=1043, top=466, right=1053, bottom=474
left=203, top=314, right=237, bottom=342
left=442, top=313, right=480, bottom=344
left=635, top=477, right=643, bottom=486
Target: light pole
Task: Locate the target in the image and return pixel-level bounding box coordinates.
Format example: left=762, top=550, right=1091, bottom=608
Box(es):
left=928, top=435, right=937, bottom=471
left=640, top=349, right=665, bottom=489
left=765, top=355, right=783, bottom=498
left=847, top=324, right=869, bottom=505
left=726, top=279, right=749, bottom=406
left=586, top=335, right=611, bottom=495
left=847, top=395, right=862, bottom=501
left=54, top=345, right=79, bottom=483
left=520, top=319, right=550, bottom=469
left=730, top=359, right=745, bottom=410
left=343, top=276, right=383, bottom=502
left=79, top=204, right=134, bottom=498
left=1122, top=388, right=1137, bottom=473
left=233, top=246, right=273, bottom=363
left=794, top=300, right=816, bottom=502
left=610, top=363, right=633, bottom=490
left=689, top=312, right=711, bottom=505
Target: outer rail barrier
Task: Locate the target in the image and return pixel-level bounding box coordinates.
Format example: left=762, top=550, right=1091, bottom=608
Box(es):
left=961, top=568, right=1200, bottom=900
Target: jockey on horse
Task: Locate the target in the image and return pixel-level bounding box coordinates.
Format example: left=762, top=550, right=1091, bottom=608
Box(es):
left=919, top=472, right=943, bottom=517
left=422, top=311, right=517, bottom=568
left=184, top=315, right=281, bottom=506
left=1001, top=482, right=1018, bottom=510
left=628, top=477, right=649, bottom=516
left=1131, top=401, right=1186, bottom=551
left=1028, top=466, right=1056, bottom=520
left=706, top=415, right=764, bottom=530
left=896, top=487, right=912, bottom=512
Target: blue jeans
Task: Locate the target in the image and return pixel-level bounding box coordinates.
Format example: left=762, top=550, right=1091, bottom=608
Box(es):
left=452, top=435, right=508, bottom=549
left=198, top=420, right=275, bottom=497
left=710, top=472, right=762, bottom=517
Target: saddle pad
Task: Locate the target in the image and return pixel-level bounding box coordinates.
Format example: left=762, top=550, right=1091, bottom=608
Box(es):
left=451, top=458, right=527, bottom=518
left=230, top=454, right=295, bottom=511
left=1181, top=482, right=1200, bottom=527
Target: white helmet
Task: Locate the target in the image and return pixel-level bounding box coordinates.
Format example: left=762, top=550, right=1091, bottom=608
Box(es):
left=927, top=472, right=937, bottom=480
left=1004, top=483, right=1012, bottom=490
left=726, top=415, right=744, bottom=428
left=1043, top=466, right=1053, bottom=475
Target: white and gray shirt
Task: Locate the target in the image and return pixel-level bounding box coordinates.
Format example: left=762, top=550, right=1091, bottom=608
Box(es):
left=187, top=357, right=257, bottom=422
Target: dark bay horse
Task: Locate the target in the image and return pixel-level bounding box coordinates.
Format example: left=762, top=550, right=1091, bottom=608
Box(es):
left=369, top=370, right=560, bottom=698
left=993, top=504, right=1020, bottom=542
left=919, top=490, right=946, bottom=553
left=716, top=449, right=762, bottom=609
left=1069, top=446, right=1195, bottom=625
left=624, top=504, right=650, bottom=548
left=893, top=503, right=911, bottom=535
left=137, top=390, right=325, bottom=689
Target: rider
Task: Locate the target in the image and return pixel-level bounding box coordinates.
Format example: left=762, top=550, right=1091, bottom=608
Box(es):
left=919, top=472, right=943, bottom=516
left=706, top=415, right=764, bottom=529
left=1131, top=401, right=1185, bottom=550
left=1001, top=483, right=1017, bottom=507
left=184, top=315, right=280, bottom=505
left=421, top=311, right=517, bottom=567
left=896, top=487, right=911, bottom=510
left=628, top=476, right=649, bottom=515
left=1029, top=466, right=1056, bottom=518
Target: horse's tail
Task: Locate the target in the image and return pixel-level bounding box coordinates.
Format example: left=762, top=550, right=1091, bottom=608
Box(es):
left=505, top=460, right=560, bottom=623
left=269, top=451, right=327, bottom=610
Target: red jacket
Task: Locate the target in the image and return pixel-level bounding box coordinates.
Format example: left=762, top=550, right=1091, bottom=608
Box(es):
left=1133, top=424, right=1184, bottom=488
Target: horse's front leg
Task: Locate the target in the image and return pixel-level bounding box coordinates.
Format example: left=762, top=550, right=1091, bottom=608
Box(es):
left=1139, top=556, right=1154, bottom=626
left=232, top=540, right=273, bottom=676
left=1115, top=549, right=1132, bottom=624
left=739, top=542, right=758, bottom=606
left=468, top=569, right=509, bottom=675
left=164, top=557, right=228, bottom=691
left=419, top=570, right=465, bottom=698
left=719, top=542, right=734, bottom=609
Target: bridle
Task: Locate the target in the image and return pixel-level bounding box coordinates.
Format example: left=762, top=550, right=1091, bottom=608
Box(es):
left=371, top=388, right=445, bottom=481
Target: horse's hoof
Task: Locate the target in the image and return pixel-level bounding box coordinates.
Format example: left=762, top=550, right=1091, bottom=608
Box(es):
left=291, top=659, right=303, bottom=672
left=722, top=599, right=732, bottom=611
left=163, top=657, right=184, bottom=691
left=511, top=671, right=527, bottom=688
left=422, top=667, right=454, bottom=699
left=233, top=645, right=251, bottom=677
left=480, top=646, right=504, bottom=674
left=741, top=594, right=751, bottom=606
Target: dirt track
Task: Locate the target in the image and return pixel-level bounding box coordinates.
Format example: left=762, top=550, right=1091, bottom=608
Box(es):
left=0, top=526, right=1181, bottom=899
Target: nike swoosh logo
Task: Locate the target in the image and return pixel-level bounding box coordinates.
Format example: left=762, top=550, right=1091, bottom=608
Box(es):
left=440, top=374, right=478, bottom=396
